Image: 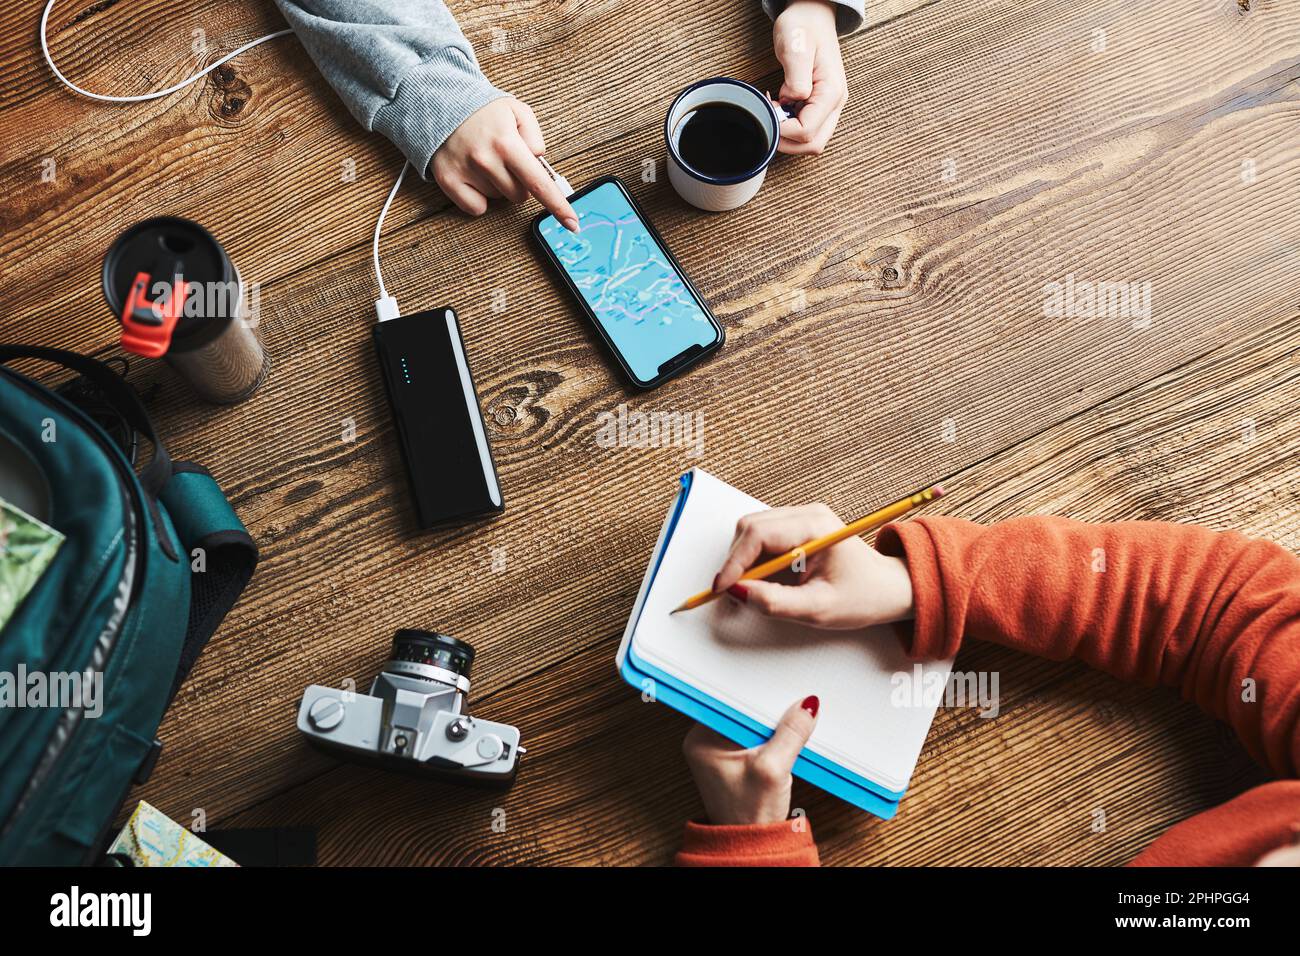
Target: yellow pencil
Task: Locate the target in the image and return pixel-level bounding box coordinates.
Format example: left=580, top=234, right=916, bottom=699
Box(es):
left=671, top=484, right=946, bottom=614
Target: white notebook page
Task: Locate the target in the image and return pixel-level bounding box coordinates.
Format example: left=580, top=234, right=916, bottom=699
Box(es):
left=632, top=469, right=952, bottom=793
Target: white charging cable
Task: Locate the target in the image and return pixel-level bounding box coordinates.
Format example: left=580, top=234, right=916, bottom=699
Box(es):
left=37, top=0, right=407, bottom=322
left=39, top=0, right=291, bottom=103
left=373, top=157, right=572, bottom=323
left=39, top=0, right=574, bottom=327
left=373, top=163, right=409, bottom=322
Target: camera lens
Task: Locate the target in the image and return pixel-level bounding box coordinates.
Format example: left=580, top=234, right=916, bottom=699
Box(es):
left=390, top=629, right=475, bottom=679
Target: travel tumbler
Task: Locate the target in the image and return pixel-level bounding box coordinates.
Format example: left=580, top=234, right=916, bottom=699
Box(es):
left=103, top=216, right=268, bottom=404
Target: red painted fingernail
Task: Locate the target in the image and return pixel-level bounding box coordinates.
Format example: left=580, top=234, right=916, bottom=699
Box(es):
left=802, top=695, right=820, bottom=718
left=727, top=583, right=748, bottom=602
left=711, top=574, right=721, bottom=593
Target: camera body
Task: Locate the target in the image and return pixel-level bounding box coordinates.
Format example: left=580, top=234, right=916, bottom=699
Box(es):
left=297, top=630, right=523, bottom=788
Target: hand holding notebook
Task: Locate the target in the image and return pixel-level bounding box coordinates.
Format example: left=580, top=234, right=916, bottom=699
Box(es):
left=682, top=694, right=821, bottom=825
left=617, top=469, right=952, bottom=819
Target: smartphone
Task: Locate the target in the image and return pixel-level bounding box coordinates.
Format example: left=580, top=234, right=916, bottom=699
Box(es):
left=531, top=176, right=724, bottom=389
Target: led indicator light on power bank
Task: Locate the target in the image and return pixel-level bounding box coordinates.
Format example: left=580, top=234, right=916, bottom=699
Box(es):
left=400, top=356, right=411, bottom=384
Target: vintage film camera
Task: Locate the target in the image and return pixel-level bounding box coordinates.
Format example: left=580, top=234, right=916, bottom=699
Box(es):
left=297, top=630, right=523, bottom=787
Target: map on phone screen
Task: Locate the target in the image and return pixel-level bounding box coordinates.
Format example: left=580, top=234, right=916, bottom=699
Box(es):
left=538, top=180, right=716, bottom=382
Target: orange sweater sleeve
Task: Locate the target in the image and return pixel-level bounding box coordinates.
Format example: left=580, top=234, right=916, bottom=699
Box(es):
left=877, top=516, right=1300, bottom=864
left=673, top=516, right=1300, bottom=866
left=675, top=820, right=819, bottom=866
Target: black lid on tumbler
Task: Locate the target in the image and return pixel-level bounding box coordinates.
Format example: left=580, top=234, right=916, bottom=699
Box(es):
left=102, top=216, right=238, bottom=353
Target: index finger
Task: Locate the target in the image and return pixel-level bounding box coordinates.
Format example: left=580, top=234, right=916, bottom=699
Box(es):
left=502, top=140, right=578, bottom=229
left=714, top=506, right=843, bottom=592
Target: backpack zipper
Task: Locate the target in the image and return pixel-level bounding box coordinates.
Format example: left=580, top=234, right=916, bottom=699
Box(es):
left=0, top=369, right=147, bottom=843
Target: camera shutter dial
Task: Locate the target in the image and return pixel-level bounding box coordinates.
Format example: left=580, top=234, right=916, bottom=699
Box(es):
left=308, top=696, right=346, bottom=731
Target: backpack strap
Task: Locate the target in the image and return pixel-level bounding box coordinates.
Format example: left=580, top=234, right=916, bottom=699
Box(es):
left=0, top=345, right=172, bottom=497
left=157, top=462, right=258, bottom=705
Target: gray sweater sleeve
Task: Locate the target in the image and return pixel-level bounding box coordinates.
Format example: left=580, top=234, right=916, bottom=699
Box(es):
left=273, top=0, right=509, bottom=178
left=762, top=0, right=866, bottom=35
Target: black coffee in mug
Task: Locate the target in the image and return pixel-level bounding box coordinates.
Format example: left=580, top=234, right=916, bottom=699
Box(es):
left=675, top=101, right=769, bottom=178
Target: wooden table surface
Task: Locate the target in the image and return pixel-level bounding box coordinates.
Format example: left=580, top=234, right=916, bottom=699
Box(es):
left=3, top=0, right=1298, bottom=865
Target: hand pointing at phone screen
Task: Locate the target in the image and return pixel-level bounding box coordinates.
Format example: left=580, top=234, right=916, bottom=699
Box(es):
left=432, top=97, right=580, bottom=232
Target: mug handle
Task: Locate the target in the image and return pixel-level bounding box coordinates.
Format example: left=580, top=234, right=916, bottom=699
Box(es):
left=762, top=90, right=801, bottom=141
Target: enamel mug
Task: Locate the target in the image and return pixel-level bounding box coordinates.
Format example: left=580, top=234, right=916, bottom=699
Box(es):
left=664, top=77, right=782, bottom=213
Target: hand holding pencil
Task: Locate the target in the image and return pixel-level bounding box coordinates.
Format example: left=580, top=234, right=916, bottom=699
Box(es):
left=673, top=488, right=943, bottom=629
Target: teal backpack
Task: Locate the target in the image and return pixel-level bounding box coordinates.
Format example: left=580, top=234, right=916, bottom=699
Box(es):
left=0, top=346, right=256, bottom=865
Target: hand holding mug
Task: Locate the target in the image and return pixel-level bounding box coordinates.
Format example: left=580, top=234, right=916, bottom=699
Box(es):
left=772, top=0, right=848, bottom=155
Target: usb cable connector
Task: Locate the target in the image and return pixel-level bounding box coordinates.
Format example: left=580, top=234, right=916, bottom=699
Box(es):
left=538, top=156, right=573, bottom=198
left=374, top=295, right=401, bottom=323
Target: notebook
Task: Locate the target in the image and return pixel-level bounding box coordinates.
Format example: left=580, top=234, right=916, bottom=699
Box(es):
left=616, top=468, right=953, bottom=819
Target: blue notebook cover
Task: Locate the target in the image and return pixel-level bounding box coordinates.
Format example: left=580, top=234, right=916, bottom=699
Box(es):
left=620, top=655, right=902, bottom=818
left=618, top=468, right=956, bottom=816
left=615, top=470, right=947, bottom=820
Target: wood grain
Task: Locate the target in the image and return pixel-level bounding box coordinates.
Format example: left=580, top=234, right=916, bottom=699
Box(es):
left=0, top=0, right=931, bottom=343
left=1, top=0, right=1297, bottom=865
left=214, top=311, right=1296, bottom=866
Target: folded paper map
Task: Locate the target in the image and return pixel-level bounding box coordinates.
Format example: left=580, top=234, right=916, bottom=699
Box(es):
left=0, top=495, right=63, bottom=632
left=108, top=801, right=239, bottom=867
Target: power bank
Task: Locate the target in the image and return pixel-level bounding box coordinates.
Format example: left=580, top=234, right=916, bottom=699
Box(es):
left=372, top=307, right=503, bottom=530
